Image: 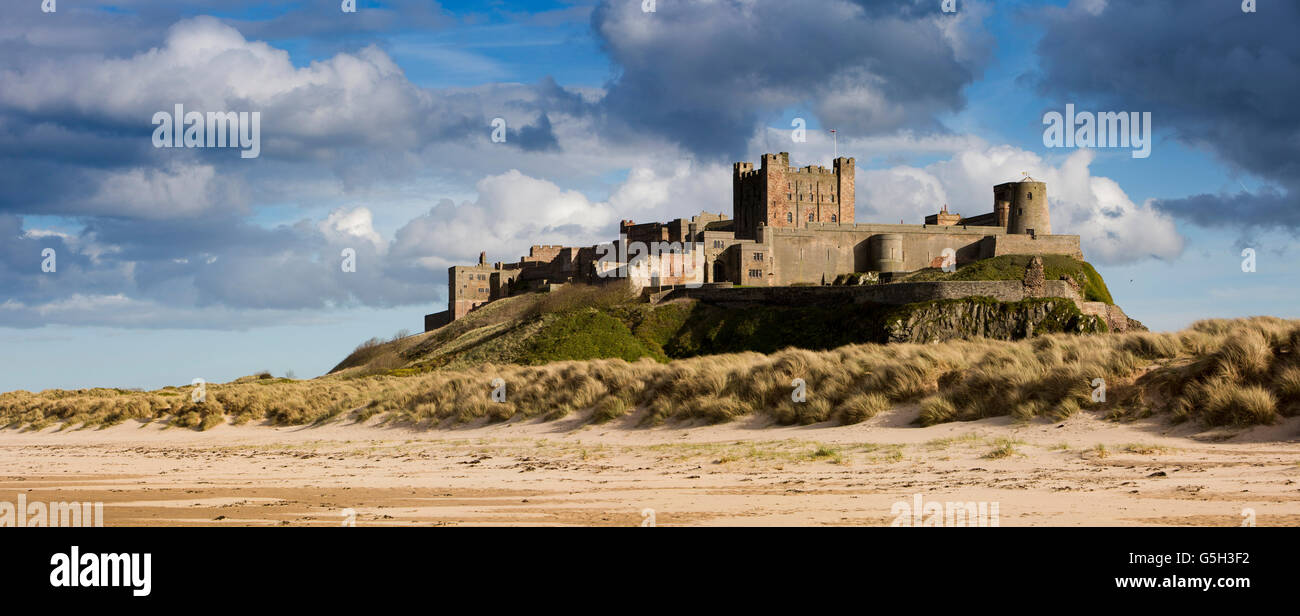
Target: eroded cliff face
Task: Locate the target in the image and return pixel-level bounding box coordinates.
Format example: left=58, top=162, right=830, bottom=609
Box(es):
left=882, top=297, right=1108, bottom=344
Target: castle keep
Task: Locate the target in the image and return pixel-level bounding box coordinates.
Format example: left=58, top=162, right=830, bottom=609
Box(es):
left=425, top=153, right=1082, bottom=331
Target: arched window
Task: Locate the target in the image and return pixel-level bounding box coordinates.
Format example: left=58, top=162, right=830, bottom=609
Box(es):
left=831, top=214, right=837, bottom=222
left=808, top=212, right=815, bottom=222
left=786, top=212, right=793, bottom=223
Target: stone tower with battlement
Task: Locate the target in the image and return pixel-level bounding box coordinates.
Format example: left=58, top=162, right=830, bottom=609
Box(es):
left=732, top=152, right=854, bottom=240
left=995, top=179, right=1050, bottom=236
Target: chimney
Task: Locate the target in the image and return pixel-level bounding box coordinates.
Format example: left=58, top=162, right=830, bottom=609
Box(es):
left=478, top=251, right=486, bottom=266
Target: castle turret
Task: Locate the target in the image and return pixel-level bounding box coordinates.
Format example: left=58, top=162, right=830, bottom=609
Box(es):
left=996, top=179, right=1049, bottom=235
left=872, top=233, right=904, bottom=273
left=833, top=156, right=855, bottom=225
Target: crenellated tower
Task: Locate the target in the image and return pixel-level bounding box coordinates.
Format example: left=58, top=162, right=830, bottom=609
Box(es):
left=731, top=152, right=855, bottom=239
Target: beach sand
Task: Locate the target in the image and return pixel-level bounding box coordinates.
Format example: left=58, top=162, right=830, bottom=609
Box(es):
left=2, top=406, right=1298, bottom=526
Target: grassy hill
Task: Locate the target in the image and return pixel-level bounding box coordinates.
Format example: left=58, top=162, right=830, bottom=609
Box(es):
left=903, top=254, right=1114, bottom=304
left=325, top=255, right=1118, bottom=378
left=328, top=279, right=1107, bottom=378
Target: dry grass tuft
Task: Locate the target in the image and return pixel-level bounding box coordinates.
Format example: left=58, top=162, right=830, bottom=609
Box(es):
left=5, top=318, right=1299, bottom=432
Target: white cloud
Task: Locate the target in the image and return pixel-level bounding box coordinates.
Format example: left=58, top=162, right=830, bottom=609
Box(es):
left=391, top=170, right=617, bottom=268
left=858, top=145, right=1185, bottom=264
left=320, top=207, right=384, bottom=252
left=87, top=163, right=228, bottom=218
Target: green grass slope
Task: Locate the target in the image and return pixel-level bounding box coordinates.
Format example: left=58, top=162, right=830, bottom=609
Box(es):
left=904, top=255, right=1113, bottom=304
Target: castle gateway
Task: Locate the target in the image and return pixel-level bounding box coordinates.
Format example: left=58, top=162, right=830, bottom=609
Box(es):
left=426, top=153, right=1081, bottom=330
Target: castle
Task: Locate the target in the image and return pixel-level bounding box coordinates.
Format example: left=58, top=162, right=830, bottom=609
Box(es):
left=425, top=152, right=1083, bottom=331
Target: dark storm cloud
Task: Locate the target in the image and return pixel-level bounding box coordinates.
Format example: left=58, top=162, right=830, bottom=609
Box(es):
left=1028, top=0, right=1300, bottom=229
left=590, top=0, right=992, bottom=158
left=514, top=113, right=561, bottom=152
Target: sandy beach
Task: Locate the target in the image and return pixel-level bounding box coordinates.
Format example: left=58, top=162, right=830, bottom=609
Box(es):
left=2, top=405, right=1298, bottom=527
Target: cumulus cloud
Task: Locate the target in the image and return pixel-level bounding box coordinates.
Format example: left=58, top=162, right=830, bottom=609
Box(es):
left=592, top=0, right=994, bottom=158
left=0, top=16, right=585, bottom=219
left=1029, top=0, right=1300, bottom=230
left=857, top=146, right=1185, bottom=264
left=391, top=170, right=622, bottom=270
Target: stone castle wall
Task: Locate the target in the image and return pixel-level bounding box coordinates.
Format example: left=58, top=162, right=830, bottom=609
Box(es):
left=658, top=280, right=1082, bottom=308
left=758, top=223, right=1081, bottom=286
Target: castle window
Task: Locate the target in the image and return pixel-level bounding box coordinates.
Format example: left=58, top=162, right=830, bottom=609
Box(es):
left=786, top=213, right=793, bottom=223
left=808, top=213, right=815, bottom=222
left=788, top=193, right=792, bottom=199
left=713, top=240, right=724, bottom=248
left=830, top=195, right=835, bottom=202
left=1027, top=192, right=1033, bottom=200
left=831, top=214, right=837, bottom=222
left=752, top=252, right=764, bottom=261
left=748, top=269, right=762, bottom=278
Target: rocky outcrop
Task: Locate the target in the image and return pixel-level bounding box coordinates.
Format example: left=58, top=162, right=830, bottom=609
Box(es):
left=883, top=297, right=1107, bottom=344
left=1079, top=301, right=1147, bottom=333
left=1023, top=255, right=1047, bottom=297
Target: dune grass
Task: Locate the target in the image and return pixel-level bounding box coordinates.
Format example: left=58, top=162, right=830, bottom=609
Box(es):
left=4, top=317, right=1298, bottom=432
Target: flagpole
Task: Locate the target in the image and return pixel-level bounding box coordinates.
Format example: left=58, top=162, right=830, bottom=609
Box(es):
left=831, top=129, right=837, bottom=158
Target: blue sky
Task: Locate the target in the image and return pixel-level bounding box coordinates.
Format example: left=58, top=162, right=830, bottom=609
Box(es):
left=2, top=0, right=1297, bottom=392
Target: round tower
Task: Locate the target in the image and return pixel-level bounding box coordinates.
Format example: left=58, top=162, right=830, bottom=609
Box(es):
left=872, top=233, right=904, bottom=273
left=999, top=180, right=1049, bottom=235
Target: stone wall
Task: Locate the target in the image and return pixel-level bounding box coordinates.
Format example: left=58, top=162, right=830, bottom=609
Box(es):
left=658, top=280, right=1082, bottom=308
left=985, top=233, right=1082, bottom=259
left=756, top=223, right=1083, bottom=286
left=762, top=223, right=1002, bottom=285
left=423, top=310, right=450, bottom=332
